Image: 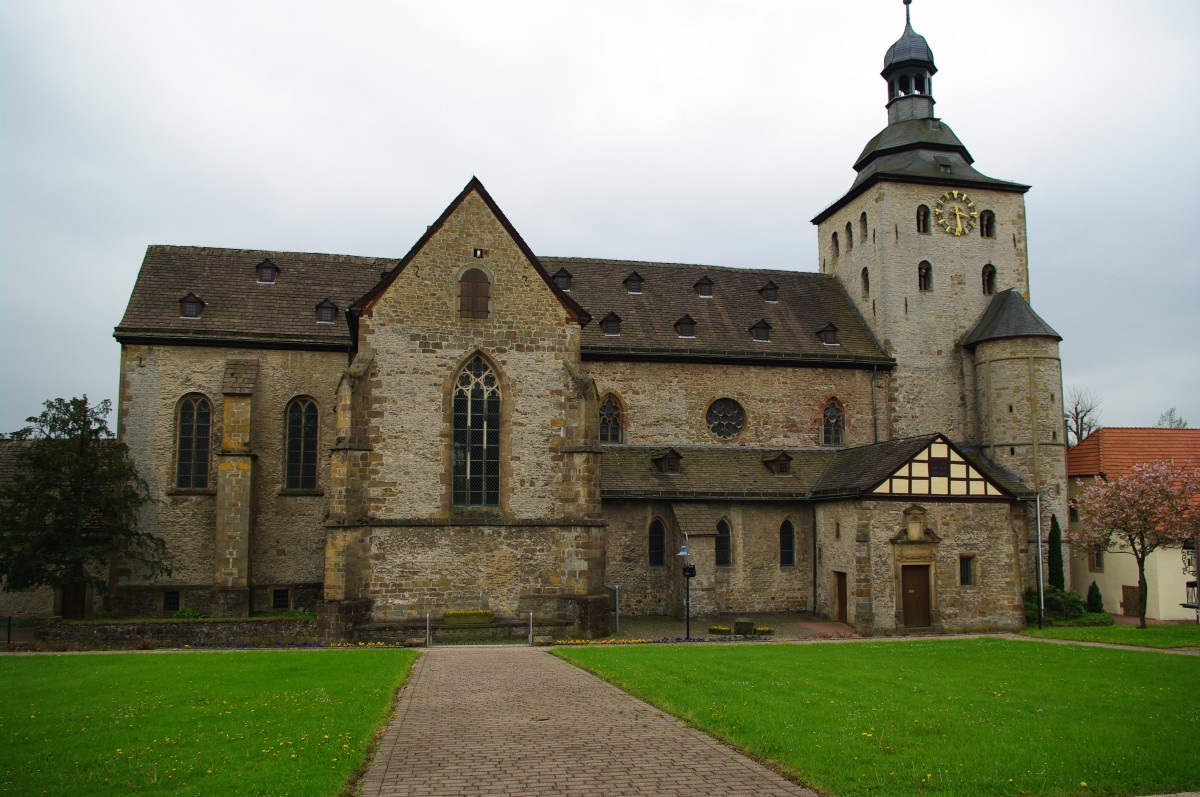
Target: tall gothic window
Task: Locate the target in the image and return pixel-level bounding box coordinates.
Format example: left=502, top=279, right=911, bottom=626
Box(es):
left=452, top=355, right=501, bottom=506
left=176, top=395, right=211, bottom=488
left=823, top=400, right=845, bottom=447
left=780, top=519, right=796, bottom=567
left=648, top=519, right=666, bottom=567
left=459, top=268, right=490, bottom=319
left=599, top=395, right=623, bottom=443
left=716, top=519, right=733, bottom=567
left=285, top=397, right=319, bottom=489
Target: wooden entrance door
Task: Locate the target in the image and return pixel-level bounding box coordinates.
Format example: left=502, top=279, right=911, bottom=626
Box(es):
left=835, top=571, right=848, bottom=623
left=1121, top=585, right=1142, bottom=617
left=901, top=565, right=931, bottom=627
left=60, top=583, right=87, bottom=619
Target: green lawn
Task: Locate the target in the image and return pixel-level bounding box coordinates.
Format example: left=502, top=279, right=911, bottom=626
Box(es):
left=0, top=649, right=417, bottom=796
left=1022, top=623, right=1200, bottom=649
left=556, top=638, right=1200, bottom=797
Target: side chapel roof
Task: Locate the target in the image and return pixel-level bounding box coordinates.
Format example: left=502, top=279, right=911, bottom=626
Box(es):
left=960, top=288, right=1062, bottom=348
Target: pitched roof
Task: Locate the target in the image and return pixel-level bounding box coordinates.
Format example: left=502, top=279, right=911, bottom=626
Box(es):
left=115, top=245, right=395, bottom=348
left=961, top=288, right=1062, bottom=348
left=545, top=258, right=891, bottom=366
left=1067, top=428, right=1200, bottom=478
left=601, top=434, right=1032, bottom=501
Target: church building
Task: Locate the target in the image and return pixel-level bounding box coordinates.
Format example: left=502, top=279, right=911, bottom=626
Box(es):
left=98, top=4, right=1068, bottom=636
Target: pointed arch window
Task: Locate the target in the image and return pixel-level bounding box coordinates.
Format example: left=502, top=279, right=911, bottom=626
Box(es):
left=917, top=205, right=931, bottom=234
left=599, top=395, right=623, bottom=443
left=822, top=399, right=845, bottom=447
left=918, top=261, right=933, bottom=292
left=459, top=268, right=490, bottom=319
left=982, top=264, right=996, bottom=295
left=780, top=519, right=796, bottom=567
left=452, top=355, right=501, bottom=506
left=648, top=519, right=666, bottom=567
left=716, top=519, right=732, bottom=567
left=285, top=397, right=319, bottom=489
left=176, top=395, right=211, bottom=488
left=979, top=210, right=996, bottom=239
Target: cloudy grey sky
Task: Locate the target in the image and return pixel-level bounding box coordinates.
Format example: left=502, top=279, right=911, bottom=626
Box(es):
left=2, top=0, right=1197, bottom=434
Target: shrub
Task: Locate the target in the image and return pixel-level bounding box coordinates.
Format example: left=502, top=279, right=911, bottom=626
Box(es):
left=172, top=605, right=204, bottom=619
left=1024, top=585, right=1085, bottom=625
left=1086, top=580, right=1104, bottom=613
left=708, top=625, right=732, bottom=635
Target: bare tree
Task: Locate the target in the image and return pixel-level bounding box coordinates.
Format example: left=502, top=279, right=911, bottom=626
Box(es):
left=1065, top=386, right=1101, bottom=447
left=1157, top=407, right=1189, bottom=429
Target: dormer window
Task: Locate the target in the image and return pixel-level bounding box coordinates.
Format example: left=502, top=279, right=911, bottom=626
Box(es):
left=179, top=292, right=205, bottom=319
left=552, top=267, right=572, bottom=292
left=750, top=319, right=771, bottom=343
left=256, top=259, right=279, bottom=284
left=601, top=312, right=622, bottom=336
left=674, top=315, right=696, bottom=338
left=759, top=281, right=779, bottom=302
left=817, top=323, right=840, bottom=346
left=694, top=276, right=713, bottom=298
left=624, top=272, right=643, bottom=294
left=315, top=299, right=338, bottom=324
left=764, top=451, right=792, bottom=475
left=653, top=449, right=682, bottom=474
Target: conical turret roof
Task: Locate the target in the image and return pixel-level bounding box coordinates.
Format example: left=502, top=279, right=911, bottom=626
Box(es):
left=883, top=3, right=935, bottom=73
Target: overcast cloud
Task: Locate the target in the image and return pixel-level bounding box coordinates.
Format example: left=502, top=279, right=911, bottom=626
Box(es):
left=2, top=0, right=1197, bottom=434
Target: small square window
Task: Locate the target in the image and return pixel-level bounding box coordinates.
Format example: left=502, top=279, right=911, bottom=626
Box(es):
left=1088, top=549, right=1104, bottom=573
left=929, top=457, right=950, bottom=477
left=272, top=588, right=291, bottom=610
left=163, top=590, right=181, bottom=613
left=959, top=556, right=976, bottom=587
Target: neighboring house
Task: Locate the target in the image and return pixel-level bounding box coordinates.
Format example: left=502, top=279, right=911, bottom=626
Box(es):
left=3, top=6, right=1069, bottom=636
left=1067, top=428, right=1200, bottom=621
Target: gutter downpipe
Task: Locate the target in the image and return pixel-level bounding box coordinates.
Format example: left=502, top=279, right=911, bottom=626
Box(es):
left=871, top=365, right=879, bottom=443
left=811, top=502, right=819, bottom=614
left=1035, top=492, right=1045, bottom=629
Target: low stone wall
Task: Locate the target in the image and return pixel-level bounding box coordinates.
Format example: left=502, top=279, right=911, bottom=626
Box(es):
left=33, top=618, right=319, bottom=648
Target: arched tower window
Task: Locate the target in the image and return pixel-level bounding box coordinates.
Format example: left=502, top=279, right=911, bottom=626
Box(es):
left=979, top=210, right=996, bottom=238
left=715, top=519, right=732, bottom=567
left=176, top=395, right=211, bottom=489
left=918, top=261, right=933, bottom=292
left=648, top=519, right=665, bottom=567
left=917, top=205, right=931, bottom=234
left=459, top=268, right=490, bottom=319
left=831, top=231, right=840, bottom=257
left=861, top=267, right=870, bottom=298
left=845, top=222, right=853, bottom=251
left=599, top=395, right=623, bottom=443
left=982, top=264, right=997, bottom=295
left=822, top=399, right=845, bottom=447
left=780, top=519, right=796, bottom=567
left=452, top=355, right=500, bottom=506
left=859, top=212, right=868, bottom=242
left=285, top=397, right=319, bottom=489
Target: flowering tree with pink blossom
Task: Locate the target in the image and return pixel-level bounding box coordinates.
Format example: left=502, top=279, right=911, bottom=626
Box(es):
left=1067, top=460, right=1200, bottom=628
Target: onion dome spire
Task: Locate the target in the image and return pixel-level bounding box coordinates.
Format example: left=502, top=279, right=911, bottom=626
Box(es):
left=882, top=0, right=937, bottom=123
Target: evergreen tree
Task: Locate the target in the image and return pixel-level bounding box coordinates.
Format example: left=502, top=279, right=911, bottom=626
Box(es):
left=1048, top=514, right=1065, bottom=590
left=0, top=397, right=168, bottom=596
left=1086, top=580, right=1104, bottom=613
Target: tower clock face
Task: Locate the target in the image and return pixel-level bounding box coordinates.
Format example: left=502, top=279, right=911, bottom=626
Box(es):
left=933, top=190, right=977, bottom=236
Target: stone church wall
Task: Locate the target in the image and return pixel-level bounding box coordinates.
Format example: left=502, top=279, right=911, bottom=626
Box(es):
left=586, top=360, right=889, bottom=449
left=116, top=343, right=344, bottom=611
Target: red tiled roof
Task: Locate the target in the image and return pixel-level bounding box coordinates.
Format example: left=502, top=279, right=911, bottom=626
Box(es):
left=1066, top=428, right=1200, bottom=478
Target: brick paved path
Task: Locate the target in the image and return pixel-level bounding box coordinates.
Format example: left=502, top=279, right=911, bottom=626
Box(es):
left=359, top=646, right=817, bottom=797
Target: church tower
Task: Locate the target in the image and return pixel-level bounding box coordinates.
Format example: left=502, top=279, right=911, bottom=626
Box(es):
left=812, top=0, right=1067, bottom=568
left=814, top=0, right=1034, bottom=443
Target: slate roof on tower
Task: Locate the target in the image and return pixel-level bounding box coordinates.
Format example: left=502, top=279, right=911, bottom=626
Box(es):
left=961, top=288, right=1062, bottom=348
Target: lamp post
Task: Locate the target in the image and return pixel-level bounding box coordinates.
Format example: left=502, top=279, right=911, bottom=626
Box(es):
left=677, top=532, right=696, bottom=639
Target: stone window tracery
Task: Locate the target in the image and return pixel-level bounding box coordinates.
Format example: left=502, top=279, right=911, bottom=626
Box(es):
left=706, top=398, right=745, bottom=439
left=176, top=394, right=211, bottom=489
left=599, top=395, right=623, bottom=443
left=452, top=355, right=500, bottom=506
left=285, top=397, right=319, bottom=490
left=822, top=399, right=845, bottom=447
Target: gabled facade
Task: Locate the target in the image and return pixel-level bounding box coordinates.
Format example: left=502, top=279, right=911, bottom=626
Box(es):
left=0, top=4, right=1068, bottom=637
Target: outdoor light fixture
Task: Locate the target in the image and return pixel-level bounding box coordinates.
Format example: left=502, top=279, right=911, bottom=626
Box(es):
left=677, top=532, right=695, bottom=639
